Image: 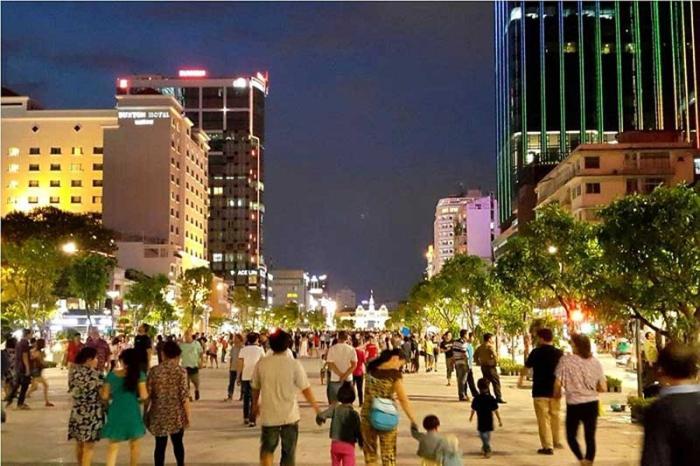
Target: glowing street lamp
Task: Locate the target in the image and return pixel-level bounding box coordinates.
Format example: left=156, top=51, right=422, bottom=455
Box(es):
left=547, top=245, right=558, bottom=255
left=62, top=241, right=78, bottom=255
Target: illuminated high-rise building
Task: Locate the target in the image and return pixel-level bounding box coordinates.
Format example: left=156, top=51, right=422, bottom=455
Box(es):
left=116, top=70, right=270, bottom=298
left=495, top=1, right=699, bottom=227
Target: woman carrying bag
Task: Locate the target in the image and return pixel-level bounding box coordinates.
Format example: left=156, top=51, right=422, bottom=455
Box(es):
left=360, top=348, right=417, bottom=466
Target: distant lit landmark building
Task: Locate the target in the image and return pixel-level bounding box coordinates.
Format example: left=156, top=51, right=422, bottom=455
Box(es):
left=1, top=89, right=116, bottom=216
left=495, top=1, right=699, bottom=228
left=353, top=291, right=389, bottom=330
left=116, top=70, right=270, bottom=298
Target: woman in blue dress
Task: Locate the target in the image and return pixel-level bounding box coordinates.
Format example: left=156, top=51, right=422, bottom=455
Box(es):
left=101, top=348, right=148, bottom=466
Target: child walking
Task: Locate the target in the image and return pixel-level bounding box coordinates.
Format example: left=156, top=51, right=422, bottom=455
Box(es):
left=470, top=378, right=502, bottom=458
left=316, top=382, right=362, bottom=466
left=411, top=414, right=463, bottom=466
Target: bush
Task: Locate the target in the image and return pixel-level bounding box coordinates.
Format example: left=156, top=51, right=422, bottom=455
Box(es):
left=628, top=395, right=655, bottom=423
left=606, top=376, right=622, bottom=392
left=498, top=358, right=524, bottom=376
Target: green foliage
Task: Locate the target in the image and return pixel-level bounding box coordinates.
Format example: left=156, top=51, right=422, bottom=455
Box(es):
left=597, top=185, right=700, bottom=343
left=498, top=358, right=524, bottom=375
left=1, top=238, right=65, bottom=328
left=229, top=287, right=265, bottom=328
left=606, top=375, right=622, bottom=389
left=124, top=274, right=175, bottom=331
left=68, top=253, right=115, bottom=324
left=305, top=309, right=326, bottom=330
left=334, top=314, right=355, bottom=330
left=177, top=267, right=213, bottom=330
left=269, top=303, right=300, bottom=329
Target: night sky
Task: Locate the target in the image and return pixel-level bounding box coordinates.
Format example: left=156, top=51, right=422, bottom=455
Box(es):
left=2, top=2, right=495, bottom=303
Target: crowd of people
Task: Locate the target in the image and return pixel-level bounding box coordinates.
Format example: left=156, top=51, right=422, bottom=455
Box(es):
left=1, top=323, right=699, bottom=466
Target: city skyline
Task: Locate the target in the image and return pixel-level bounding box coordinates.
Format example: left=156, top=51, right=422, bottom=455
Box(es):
left=1, top=2, right=495, bottom=300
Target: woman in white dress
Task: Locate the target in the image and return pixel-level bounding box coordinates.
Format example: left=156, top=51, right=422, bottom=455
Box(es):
left=299, top=335, right=309, bottom=358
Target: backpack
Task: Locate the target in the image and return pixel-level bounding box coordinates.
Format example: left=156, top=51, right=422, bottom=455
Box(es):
left=369, top=397, right=399, bottom=431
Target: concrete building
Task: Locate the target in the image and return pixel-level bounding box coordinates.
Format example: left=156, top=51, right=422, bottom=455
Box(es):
left=432, top=189, right=499, bottom=275
left=271, top=269, right=307, bottom=309
left=103, top=94, right=210, bottom=278
left=335, top=287, right=357, bottom=311
left=115, top=70, right=270, bottom=299
left=1, top=89, right=116, bottom=216
left=536, top=132, right=700, bottom=221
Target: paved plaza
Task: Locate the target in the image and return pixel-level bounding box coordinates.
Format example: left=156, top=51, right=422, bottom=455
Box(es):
left=2, top=356, right=641, bottom=465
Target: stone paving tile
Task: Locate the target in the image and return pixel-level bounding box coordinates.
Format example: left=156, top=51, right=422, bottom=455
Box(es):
left=1, top=356, right=641, bottom=465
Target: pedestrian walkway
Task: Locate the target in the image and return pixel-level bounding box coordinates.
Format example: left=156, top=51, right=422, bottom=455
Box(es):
left=1, top=358, right=641, bottom=465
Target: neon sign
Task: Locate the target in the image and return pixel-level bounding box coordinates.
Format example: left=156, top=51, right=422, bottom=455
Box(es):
left=178, top=69, right=207, bottom=78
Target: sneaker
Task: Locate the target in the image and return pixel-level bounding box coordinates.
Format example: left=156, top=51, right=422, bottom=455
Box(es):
left=243, top=419, right=249, bottom=425
left=537, top=448, right=554, bottom=455
left=195, top=390, right=200, bottom=401
left=248, top=421, right=256, bottom=428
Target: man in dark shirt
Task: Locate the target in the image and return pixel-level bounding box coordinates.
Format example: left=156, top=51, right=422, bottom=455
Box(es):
left=439, top=331, right=454, bottom=386
left=5, top=329, right=32, bottom=409
left=134, top=323, right=153, bottom=372
left=641, top=342, right=700, bottom=466
left=452, top=329, right=470, bottom=401
left=518, top=328, right=563, bottom=455
left=474, top=333, right=505, bottom=403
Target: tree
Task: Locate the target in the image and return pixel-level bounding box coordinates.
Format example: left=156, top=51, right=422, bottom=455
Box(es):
left=305, top=309, right=326, bottom=330
left=124, top=274, right=173, bottom=330
left=496, top=203, right=602, bottom=327
left=1, top=238, right=64, bottom=328
left=2, top=206, right=116, bottom=254
left=68, top=253, right=115, bottom=325
left=176, top=267, right=213, bottom=330
left=229, top=287, right=265, bottom=329
left=597, top=185, right=700, bottom=343
left=269, top=303, right=300, bottom=329
left=334, top=314, right=355, bottom=331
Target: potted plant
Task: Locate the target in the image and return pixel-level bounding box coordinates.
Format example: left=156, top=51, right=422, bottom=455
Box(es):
left=606, top=376, right=622, bottom=393
left=628, top=395, right=655, bottom=423
left=498, top=358, right=524, bottom=376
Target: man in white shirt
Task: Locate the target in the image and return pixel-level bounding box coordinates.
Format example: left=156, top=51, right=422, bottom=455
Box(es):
left=325, top=331, right=357, bottom=404
left=252, top=329, right=320, bottom=466
left=238, top=332, right=265, bottom=427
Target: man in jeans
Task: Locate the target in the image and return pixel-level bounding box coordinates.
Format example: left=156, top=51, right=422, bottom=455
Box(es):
left=179, top=331, right=203, bottom=401
left=238, top=332, right=265, bottom=427
left=518, top=328, right=563, bottom=455
left=325, top=331, right=357, bottom=404
left=5, top=329, right=31, bottom=410
left=452, top=329, right=470, bottom=401
left=252, top=329, right=320, bottom=466
left=474, top=333, right=506, bottom=403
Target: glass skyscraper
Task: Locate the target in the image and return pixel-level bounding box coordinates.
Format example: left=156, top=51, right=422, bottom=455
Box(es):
left=495, top=1, right=699, bottom=225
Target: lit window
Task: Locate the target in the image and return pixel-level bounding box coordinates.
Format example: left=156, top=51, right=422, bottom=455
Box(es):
left=8, top=164, right=19, bottom=173
left=49, top=196, right=60, bottom=204
left=212, top=253, right=223, bottom=262
left=28, top=164, right=40, bottom=171
left=50, top=147, right=62, bottom=155
left=29, top=147, right=40, bottom=155
left=28, top=196, right=39, bottom=204
left=71, top=196, right=81, bottom=204
left=70, top=163, right=82, bottom=172
left=7, top=180, right=18, bottom=189
left=8, top=147, right=19, bottom=157
left=28, top=180, right=39, bottom=187
left=50, top=180, right=60, bottom=187
left=71, top=147, right=83, bottom=156
left=93, top=179, right=103, bottom=187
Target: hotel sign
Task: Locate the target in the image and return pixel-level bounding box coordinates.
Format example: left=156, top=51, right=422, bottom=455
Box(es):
left=118, top=111, right=170, bottom=126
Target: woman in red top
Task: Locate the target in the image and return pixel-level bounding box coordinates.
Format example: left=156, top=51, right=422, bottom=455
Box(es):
left=364, top=335, right=378, bottom=361
left=352, top=338, right=367, bottom=406
left=64, top=334, right=83, bottom=391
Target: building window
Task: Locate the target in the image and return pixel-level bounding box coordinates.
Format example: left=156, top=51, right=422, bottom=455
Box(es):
left=29, top=147, right=40, bottom=155
left=71, top=196, right=81, bottom=204
left=49, top=196, right=60, bottom=204
left=585, top=182, right=601, bottom=194
left=50, top=147, right=62, bottom=155
left=7, top=180, right=18, bottom=189
left=92, top=179, right=103, bottom=187
left=212, top=253, right=223, bottom=262
left=626, top=179, right=638, bottom=194
left=50, top=180, right=61, bottom=187
left=8, top=147, right=19, bottom=157
left=584, top=156, right=600, bottom=169
left=93, top=163, right=103, bottom=171
left=28, top=180, right=39, bottom=187
left=8, top=164, right=19, bottom=173
left=92, top=196, right=102, bottom=204
left=50, top=163, right=61, bottom=171
left=71, top=180, right=82, bottom=187
left=642, top=177, right=664, bottom=194
left=70, top=163, right=82, bottom=172
left=28, top=196, right=39, bottom=204
left=28, top=164, right=40, bottom=171
left=71, top=147, right=83, bottom=155
left=92, top=147, right=103, bottom=155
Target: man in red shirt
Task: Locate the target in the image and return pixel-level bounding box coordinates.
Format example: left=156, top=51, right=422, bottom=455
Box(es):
left=352, top=338, right=367, bottom=405
left=364, top=335, right=378, bottom=361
